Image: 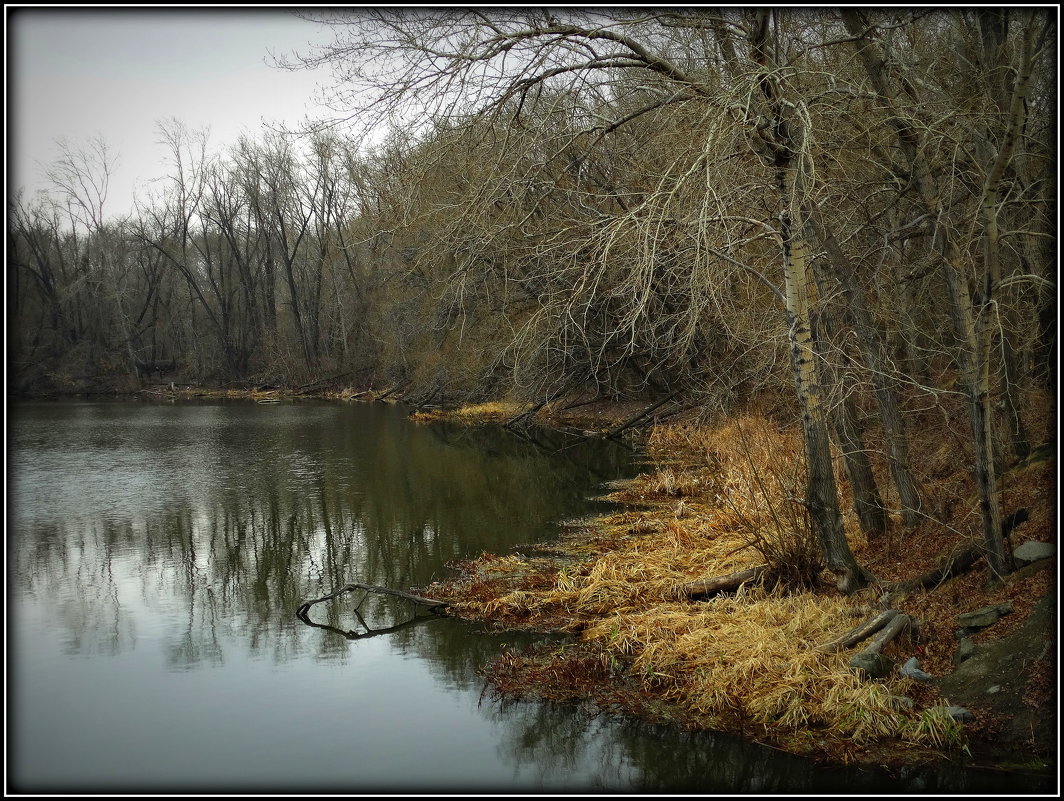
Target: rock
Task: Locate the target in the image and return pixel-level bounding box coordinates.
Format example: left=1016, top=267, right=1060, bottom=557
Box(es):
left=956, top=602, right=1013, bottom=629
left=936, top=596, right=1055, bottom=763
left=933, top=705, right=975, bottom=723
left=889, top=695, right=915, bottom=710
left=900, top=656, right=933, bottom=681
left=1013, top=541, right=1055, bottom=566
left=954, top=638, right=976, bottom=665
left=849, top=651, right=894, bottom=679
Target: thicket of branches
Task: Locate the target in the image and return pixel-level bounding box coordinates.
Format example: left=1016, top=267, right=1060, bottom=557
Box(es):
left=9, top=9, right=1055, bottom=589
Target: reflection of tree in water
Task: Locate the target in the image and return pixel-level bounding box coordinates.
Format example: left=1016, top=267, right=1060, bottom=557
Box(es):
left=167, top=587, right=225, bottom=670
left=479, top=698, right=638, bottom=790
left=10, top=403, right=638, bottom=673
left=487, top=699, right=1046, bottom=793
left=13, top=519, right=137, bottom=659
left=610, top=717, right=819, bottom=793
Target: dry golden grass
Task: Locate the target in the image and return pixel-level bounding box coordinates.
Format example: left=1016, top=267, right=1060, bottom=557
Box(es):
left=579, top=587, right=961, bottom=747
left=458, top=526, right=964, bottom=750
left=440, top=398, right=1056, bottom=759
left=438, top=413, right=967, bottom=753
left=410, top=400, right=527, bottom=424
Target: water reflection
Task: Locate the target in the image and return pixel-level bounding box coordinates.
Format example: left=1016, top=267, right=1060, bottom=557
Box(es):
left=9, top=400, right=1051, bottom=793
left=11, top=401, right=634, bottom=669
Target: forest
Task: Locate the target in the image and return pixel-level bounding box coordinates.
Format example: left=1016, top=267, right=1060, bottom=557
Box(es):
left=9, top=9, right=1055, bottom=593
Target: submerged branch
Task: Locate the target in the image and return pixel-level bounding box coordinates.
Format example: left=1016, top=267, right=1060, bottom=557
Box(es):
left=297, top=607, right=439, bottom=640
left=297, top=582, right=451, bottom=619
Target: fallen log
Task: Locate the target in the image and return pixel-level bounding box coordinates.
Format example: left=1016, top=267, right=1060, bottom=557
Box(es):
left=881, top=544, right=982, bottom=601
left=850, top=612, right=912, bottom=677
left=684, top=564, right=768, bottom=599
left=605, top=392, right=680, bottom=439
left=816, top=609, right=900, bottom=654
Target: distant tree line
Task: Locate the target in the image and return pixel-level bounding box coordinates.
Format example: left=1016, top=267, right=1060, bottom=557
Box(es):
left=9, top=9, right=1055, bottom=588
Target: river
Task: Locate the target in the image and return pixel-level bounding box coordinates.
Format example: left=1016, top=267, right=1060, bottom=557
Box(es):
left=7, top=399, right=1043, bottom=793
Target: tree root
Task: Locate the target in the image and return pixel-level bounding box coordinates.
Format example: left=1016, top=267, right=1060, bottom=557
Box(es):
left=857, top=611, right=912, bottom=655
left=815, top=607, right=914, bottom=678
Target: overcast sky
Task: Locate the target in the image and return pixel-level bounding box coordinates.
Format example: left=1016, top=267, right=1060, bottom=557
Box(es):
left=9, top=8, right=338, bottom=217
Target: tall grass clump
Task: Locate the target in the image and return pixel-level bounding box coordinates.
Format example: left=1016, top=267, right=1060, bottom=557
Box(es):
left=581, top=586, right=948, bottom=748
left=700, top=416, right=824, bottom=589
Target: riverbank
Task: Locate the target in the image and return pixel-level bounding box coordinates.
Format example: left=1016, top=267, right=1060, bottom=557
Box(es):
left=410, top=400, right=1055, bottom=776
left=15, top=382, right=1054, bottom=776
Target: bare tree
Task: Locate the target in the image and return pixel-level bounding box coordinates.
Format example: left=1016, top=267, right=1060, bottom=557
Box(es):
left=841, top=8, right=1052, bottom=580
left=283, top=8, right=874, bottom=590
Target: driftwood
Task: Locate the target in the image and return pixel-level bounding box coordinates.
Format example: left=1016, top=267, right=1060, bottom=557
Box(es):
left=684, top=564, right=768, bottom=599
left=297, top=582, right=451, bottom=620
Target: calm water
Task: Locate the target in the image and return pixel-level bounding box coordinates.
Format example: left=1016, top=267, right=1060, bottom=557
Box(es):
left=8, top=400, right=1049, bottom=793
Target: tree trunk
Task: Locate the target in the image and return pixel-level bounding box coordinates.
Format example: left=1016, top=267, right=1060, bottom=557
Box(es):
left=808, top=209, right=922, bottom=527
left=843, top=10, right=1015, bottom=579
left=750, top=9, right=866, bottom=593
left=808, top=242, right=888, bottom=539
left=781, top=208, right=865, bottom=592
left=833, top=390, right=888, bottom=539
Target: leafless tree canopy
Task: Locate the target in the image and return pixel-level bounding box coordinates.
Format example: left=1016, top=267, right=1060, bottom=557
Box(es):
left=10, top=8, right=1055, bottom=589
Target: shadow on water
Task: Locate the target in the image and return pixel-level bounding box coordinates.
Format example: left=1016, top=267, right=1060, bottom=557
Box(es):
left=8, top=400, right=1053, bottom=793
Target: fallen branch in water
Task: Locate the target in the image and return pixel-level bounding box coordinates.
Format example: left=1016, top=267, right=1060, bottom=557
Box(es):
left=297, top=582, right=451, bottom=620
left=297, top=604, right=439, bottom=640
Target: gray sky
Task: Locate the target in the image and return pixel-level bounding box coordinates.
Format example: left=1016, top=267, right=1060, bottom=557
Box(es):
left=9, top=8, right=338, bottom=217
